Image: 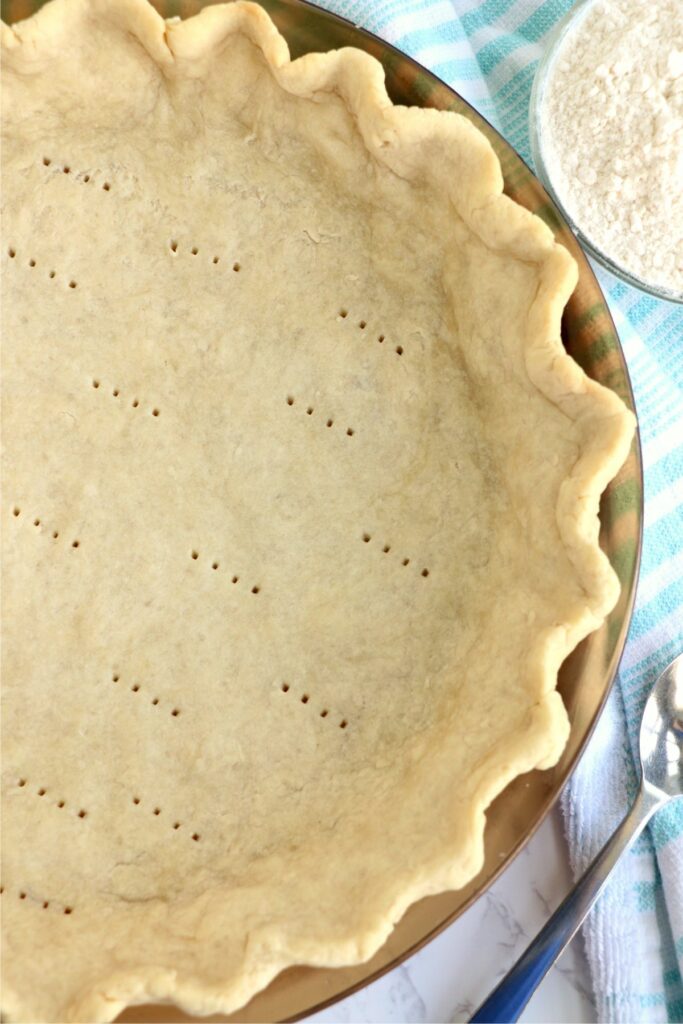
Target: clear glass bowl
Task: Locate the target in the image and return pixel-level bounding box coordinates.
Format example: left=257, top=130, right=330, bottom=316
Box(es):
left=529, top=0, right=683, bottom=306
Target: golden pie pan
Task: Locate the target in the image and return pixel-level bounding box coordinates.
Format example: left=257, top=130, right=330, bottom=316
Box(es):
left=1, top=0, right=642, bottom=1019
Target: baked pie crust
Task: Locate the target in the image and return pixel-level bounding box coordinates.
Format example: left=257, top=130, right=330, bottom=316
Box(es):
left=1, top=1, right=634, bottom=1020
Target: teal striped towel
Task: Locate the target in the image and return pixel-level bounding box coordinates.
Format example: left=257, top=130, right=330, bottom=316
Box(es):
left=314, top=1, right=683, bottom=1020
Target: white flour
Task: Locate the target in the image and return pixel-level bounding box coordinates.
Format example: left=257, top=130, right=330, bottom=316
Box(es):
left=540, top=0, right=683, bottom=296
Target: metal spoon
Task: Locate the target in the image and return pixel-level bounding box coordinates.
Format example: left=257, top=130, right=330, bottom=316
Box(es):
left=471, top=652, right=683, bottom=1023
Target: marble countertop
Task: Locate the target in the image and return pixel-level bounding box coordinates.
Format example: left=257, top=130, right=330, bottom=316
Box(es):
left=305, top=807, right=595, bottom=1024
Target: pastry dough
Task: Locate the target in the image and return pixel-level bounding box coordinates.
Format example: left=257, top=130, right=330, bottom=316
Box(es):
left=0, top=2, right=634, bottom=1020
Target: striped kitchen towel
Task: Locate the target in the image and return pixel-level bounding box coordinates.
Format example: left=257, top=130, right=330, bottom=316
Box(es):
left=307, top=0, right=683, bottom=1020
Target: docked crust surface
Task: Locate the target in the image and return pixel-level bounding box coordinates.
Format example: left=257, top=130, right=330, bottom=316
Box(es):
left=0, top=2, right=634, bottom=1020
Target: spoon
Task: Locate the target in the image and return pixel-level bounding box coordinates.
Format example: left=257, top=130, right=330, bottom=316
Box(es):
left=471, top=652, right=683, bottom=1023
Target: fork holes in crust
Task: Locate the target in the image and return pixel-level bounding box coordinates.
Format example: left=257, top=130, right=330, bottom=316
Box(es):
left=280, top=683, right=348, bottom=731
left=362, top=533, right=426, bottom=576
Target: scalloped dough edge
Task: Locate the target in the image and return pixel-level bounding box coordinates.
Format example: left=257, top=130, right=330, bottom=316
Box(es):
left=1, top=1, right=636, bottom=1020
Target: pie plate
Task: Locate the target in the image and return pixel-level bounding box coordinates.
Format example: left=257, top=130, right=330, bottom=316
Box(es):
left=0, top=2, right=643, bottom=1024
left=107, top=0, right=642, bottom=1020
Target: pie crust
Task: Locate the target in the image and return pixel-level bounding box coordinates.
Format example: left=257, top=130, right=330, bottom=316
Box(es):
left=0, top=2, right=635, bottom=1020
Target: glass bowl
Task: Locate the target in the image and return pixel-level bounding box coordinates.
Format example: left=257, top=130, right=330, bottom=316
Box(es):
left=529, top=0, right=683, bottom=306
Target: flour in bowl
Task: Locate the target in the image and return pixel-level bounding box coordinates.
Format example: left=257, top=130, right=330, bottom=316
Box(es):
left=539, top=0, right=683, bottom=296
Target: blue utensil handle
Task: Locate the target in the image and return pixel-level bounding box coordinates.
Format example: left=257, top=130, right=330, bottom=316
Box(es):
left=470, top=784, right=663, bottom=1023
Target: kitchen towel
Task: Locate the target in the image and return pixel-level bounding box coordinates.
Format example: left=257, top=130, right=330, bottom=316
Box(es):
left=307, top=0, right=683, bottom=1020
left=313, top=0, right=683, bottom=1019
left=1, top=0, right=682, bottom=1020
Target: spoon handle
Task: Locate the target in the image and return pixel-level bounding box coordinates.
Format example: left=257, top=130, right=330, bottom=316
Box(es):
left=470, top=782, right=664, bottom=1023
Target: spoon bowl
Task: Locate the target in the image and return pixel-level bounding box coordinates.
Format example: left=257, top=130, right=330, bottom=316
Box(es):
left=640, top=653, right=683, bottom=799
left=472, top=651, right=683, bottom=1023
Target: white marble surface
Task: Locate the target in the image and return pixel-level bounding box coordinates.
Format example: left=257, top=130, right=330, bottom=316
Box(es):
left=306, top=807, right=596, bottom=1024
